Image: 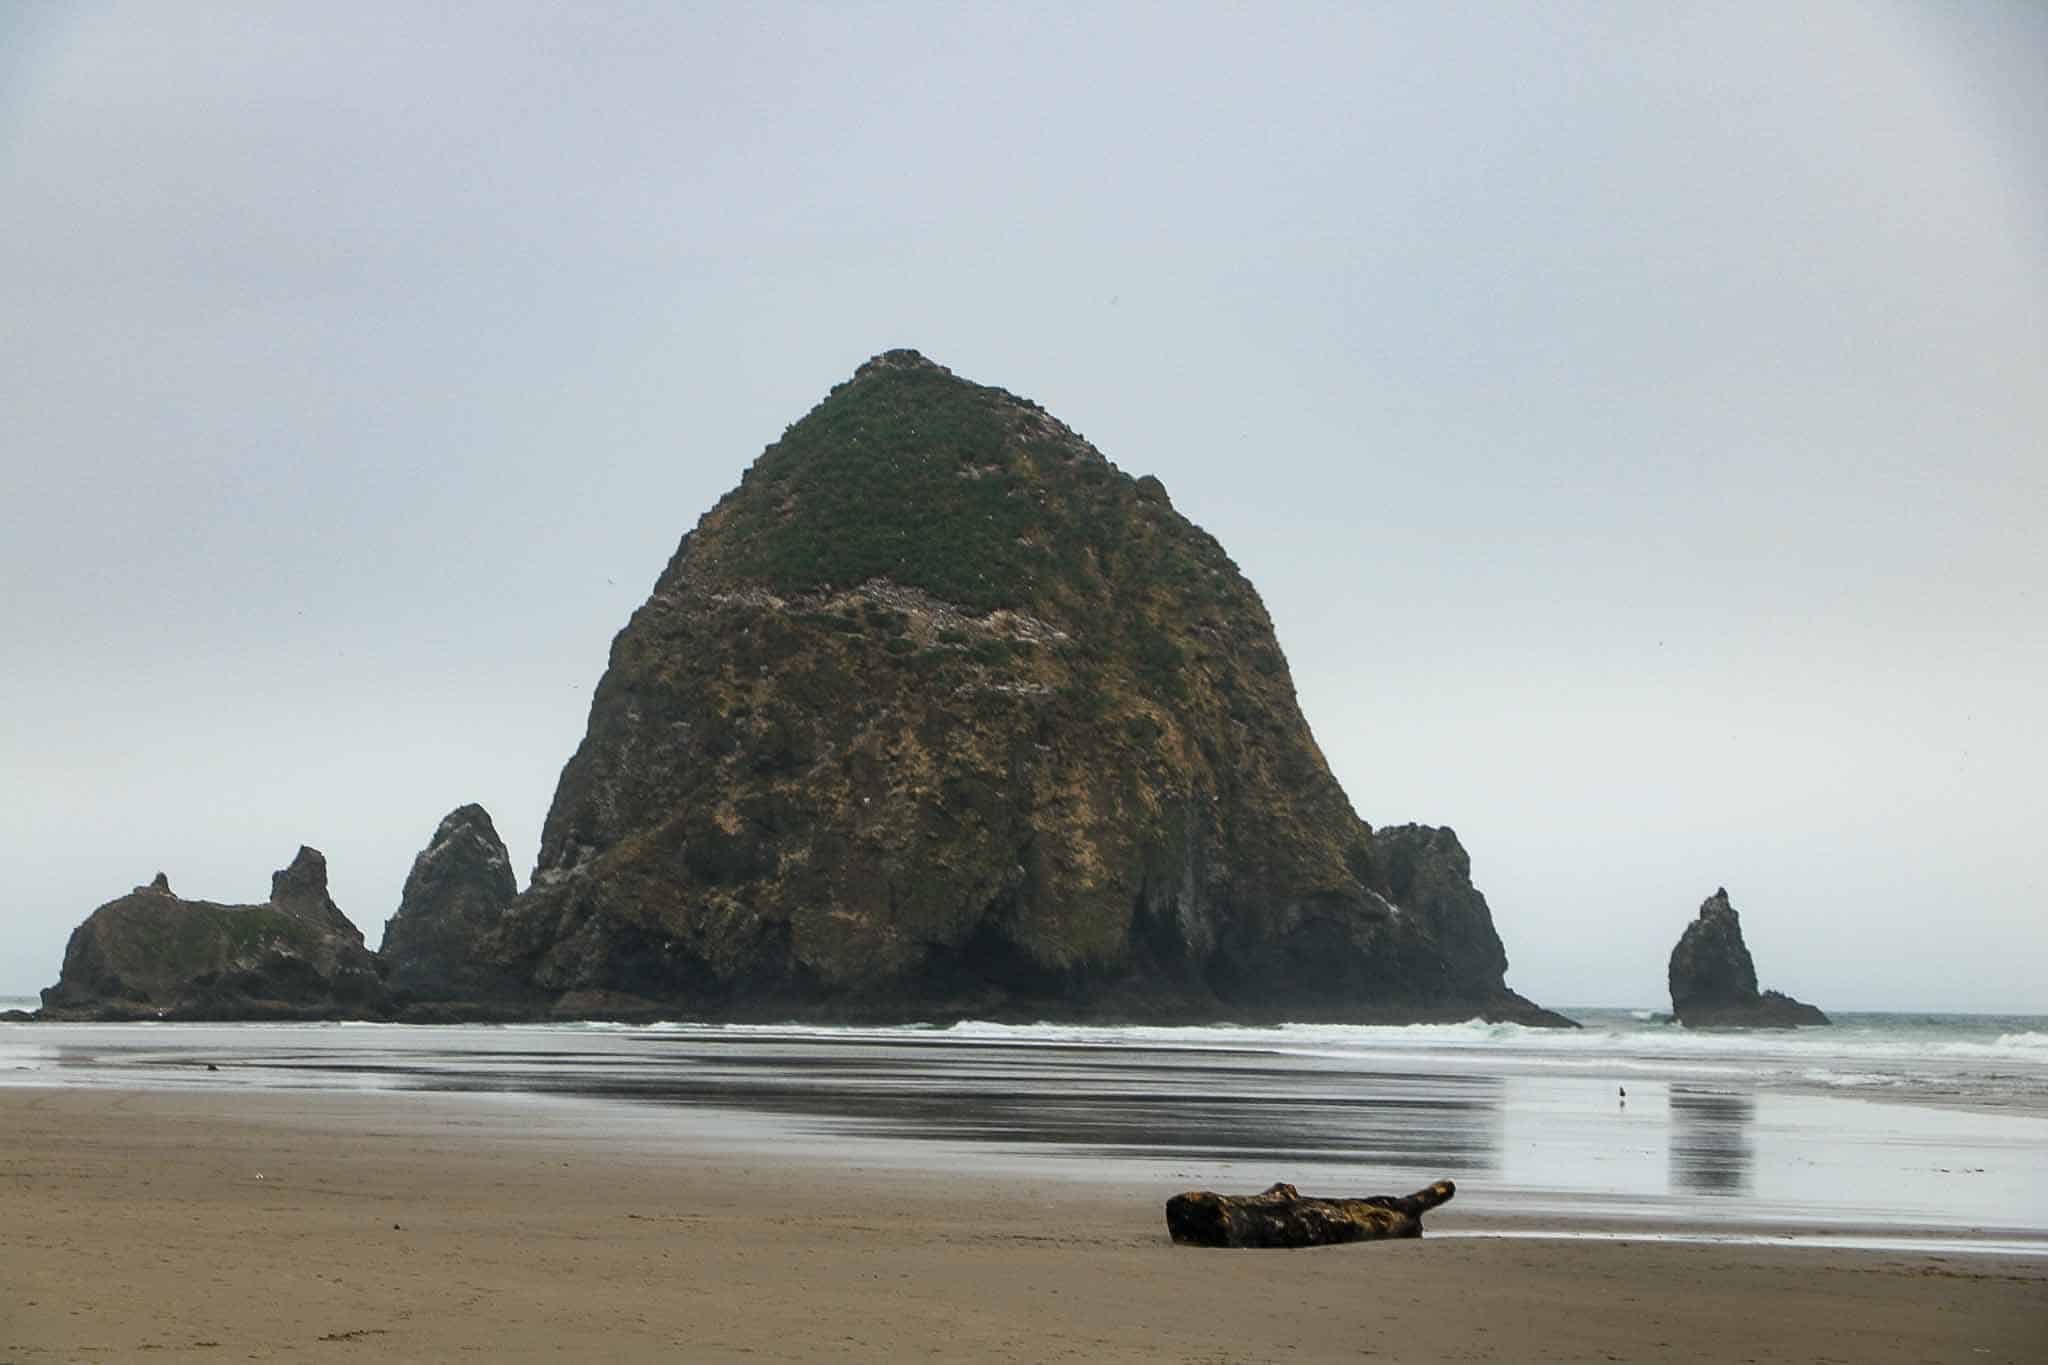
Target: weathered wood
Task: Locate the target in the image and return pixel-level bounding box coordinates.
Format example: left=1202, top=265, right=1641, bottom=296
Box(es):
left=1166, top=1179, right=1456, bottom=1248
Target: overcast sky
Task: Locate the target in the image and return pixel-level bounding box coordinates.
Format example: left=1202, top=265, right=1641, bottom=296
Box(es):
left=4, top=2, right=2042, bottom=1011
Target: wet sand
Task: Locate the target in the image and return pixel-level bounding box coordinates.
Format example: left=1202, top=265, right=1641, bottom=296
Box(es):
left=3, top=1087, right=2041, bottom=1362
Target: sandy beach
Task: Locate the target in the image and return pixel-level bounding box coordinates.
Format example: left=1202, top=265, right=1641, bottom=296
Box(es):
left=3, top=1086, right=2041, bottom=1363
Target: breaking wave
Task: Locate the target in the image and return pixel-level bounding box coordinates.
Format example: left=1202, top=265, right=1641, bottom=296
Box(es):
left=530, top=1011, right=2048, bottom=1111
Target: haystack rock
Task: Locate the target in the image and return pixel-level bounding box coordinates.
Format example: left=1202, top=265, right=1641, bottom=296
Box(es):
left=1668, top=888, right=1828, bottom=1027
left=378, top=804, right=521, bottom=1010
left=39, top=847, right=390, bottom=1020
left=479, top=349, right=1568, bottom=1026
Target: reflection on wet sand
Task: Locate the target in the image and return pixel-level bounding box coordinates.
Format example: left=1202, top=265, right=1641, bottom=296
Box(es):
left=33, top=1028, right=1506, bottom=1179
left=457, top=1039, right=1504, bottom=1177
left=1669, top=1086, right=1755, bottom=1196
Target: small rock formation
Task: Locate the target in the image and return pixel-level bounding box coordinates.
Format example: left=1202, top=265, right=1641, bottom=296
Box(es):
left=1370, top=825, right=1515, bottom=1001
left=38, top=848, right=390, bottom=1021
left=1668, top=888, right=1828, bottom=1027
left=378, top=804, right=522, bottom=1009
left=484, top=349, right=1570, bottom=1025
left=1167, top=1179, right=1457, bottom=1248
left=268, top=846, right=360, bottom=938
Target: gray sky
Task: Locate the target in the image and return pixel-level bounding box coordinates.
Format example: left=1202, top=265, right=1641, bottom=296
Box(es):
left=4, top=1, right=2042, bottom=1011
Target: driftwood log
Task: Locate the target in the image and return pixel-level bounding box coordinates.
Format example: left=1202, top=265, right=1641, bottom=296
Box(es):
left=1166, top=1179, right=1456, bottom=1248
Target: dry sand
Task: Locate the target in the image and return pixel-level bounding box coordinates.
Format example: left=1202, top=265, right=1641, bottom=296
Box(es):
left=3, top=1086, right=2041, bottom=1362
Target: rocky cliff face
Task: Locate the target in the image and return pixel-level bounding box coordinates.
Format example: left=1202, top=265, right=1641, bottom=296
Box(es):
left=39, top=850, right=389, bottom=1021
left=1668, top=888, right=1828, bottom=1027
left=489, top=350, right=1567, bottom=1025
left=378, top=804, right=520, bottom=1008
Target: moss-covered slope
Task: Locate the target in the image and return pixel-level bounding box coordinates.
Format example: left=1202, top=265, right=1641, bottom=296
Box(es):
left=492, top=350, right=1564, bottom=1023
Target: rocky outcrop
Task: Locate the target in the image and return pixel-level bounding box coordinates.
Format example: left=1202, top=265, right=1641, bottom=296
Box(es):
left=1370, top=826, right=1514, bottom=1002
left=378, top=804, right=522, bottom=1009
left=39, top=848, right=390, bottom=1020
left=1668, top=888, right=1828, bottom=1027
left=484, top=349, right=1567, bottom=1025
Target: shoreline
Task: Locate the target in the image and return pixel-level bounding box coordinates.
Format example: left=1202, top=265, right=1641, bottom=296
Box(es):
left=5, top=1085, right=2044, bottom=1362
left=13, top=995, right=1582, bottom=1027
left=10, top=1008, right=2046, bottom=1126
left=5, top=1078, right=2043, bottom=1256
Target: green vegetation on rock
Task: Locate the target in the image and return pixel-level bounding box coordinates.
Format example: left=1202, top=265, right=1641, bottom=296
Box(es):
left=729, top=361, right=1033, bottom=609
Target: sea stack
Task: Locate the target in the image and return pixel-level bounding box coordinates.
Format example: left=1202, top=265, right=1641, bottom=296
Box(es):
left=39, top=847, right=390, bottom=1021
left=1667, top=888, right=1828, bottom=1027
left=486, top=349, right=1568, bottom=1025
left=378, top=804, right=522, bottom=1011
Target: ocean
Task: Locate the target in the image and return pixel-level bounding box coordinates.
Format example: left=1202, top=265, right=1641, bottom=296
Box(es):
left=4, top=1001, right=2044, bottom=1255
